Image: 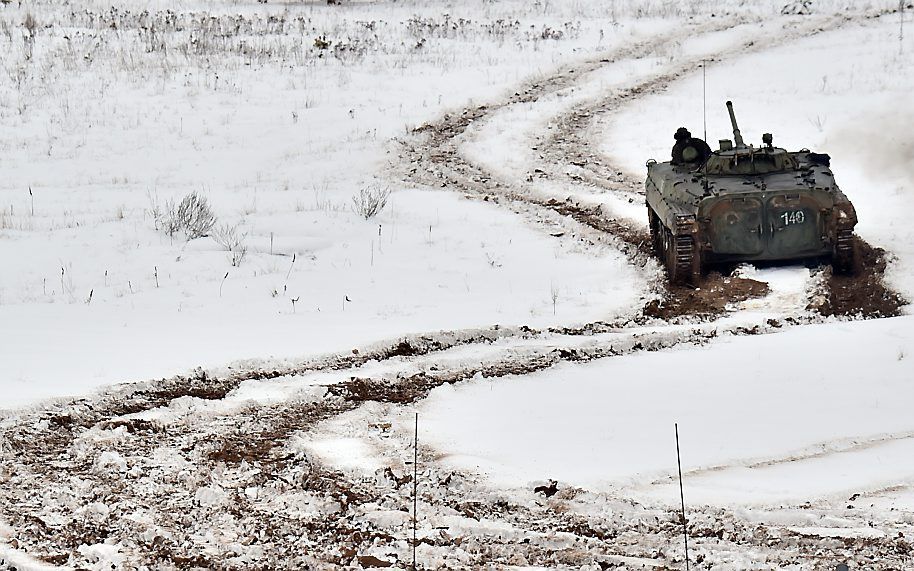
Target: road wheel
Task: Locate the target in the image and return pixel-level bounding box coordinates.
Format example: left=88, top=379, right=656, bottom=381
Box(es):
left=663, top=225, right=699, bottom=286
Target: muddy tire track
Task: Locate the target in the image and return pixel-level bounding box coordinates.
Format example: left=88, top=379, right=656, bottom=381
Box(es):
left=811, top=237, right=907, bottom=318
left=0, top=323, right=718, bottom=568
left=397, top=16, right=780, bottom=321
left=3, top=316, right=900, bottom=569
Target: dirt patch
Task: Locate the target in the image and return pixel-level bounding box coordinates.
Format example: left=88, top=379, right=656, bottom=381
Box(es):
left=813, top=237, right=908, bottom=318
left=645, top=273, right=771, bottom=320
left=206, top=399, right=350, bottom=465
left=540, top=198, right=651, bottom=254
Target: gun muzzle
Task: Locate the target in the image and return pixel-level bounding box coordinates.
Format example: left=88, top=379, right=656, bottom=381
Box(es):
left=726, top=101, right=745, bottom=148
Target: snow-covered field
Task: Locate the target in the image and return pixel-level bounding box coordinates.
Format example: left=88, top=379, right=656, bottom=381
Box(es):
left=0, top=0, right=666, bottom=406
left=1, top=0, right=913, bottom=569
left=420, top=317, right=914, bottom=499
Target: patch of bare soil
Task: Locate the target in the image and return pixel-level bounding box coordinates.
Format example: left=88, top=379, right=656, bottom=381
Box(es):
left=206, top=400, right=350, bottom=465
left=645, top=273, right=771, bottom=320
left=813, top=237, right=907, bottom=318
left=540, top=198, right=651, bottom=254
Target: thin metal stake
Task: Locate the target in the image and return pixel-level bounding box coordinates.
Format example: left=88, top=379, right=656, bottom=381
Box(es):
left=675, top=423, right=690, bottom=570
left=412, top=412, right=419, bottom=571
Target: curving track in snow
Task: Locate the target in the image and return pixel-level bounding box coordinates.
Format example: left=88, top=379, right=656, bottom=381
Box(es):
left=399, top=9, right=904, bottom=322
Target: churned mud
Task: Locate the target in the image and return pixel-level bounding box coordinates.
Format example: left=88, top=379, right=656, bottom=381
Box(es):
left=813, top=237, right=907, bottom=318
left=4, top=318, right=909, bottom=569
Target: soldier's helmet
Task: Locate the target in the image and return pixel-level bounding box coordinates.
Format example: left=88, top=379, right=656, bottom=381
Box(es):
left=674, top=127, right=691, bottom=141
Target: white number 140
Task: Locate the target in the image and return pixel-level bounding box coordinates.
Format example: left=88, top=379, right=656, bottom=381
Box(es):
left=780, top=210, right=805, bottom=226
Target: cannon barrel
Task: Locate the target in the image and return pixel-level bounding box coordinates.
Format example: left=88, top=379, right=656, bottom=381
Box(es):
left=726, top=100, right=745, bottom=148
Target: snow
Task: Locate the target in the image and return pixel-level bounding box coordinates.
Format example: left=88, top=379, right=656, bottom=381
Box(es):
left=419, top=316, right=914, bottom=503
left=77, top=543, right=126, bottom=571
left=296, top=435, right=385, bottom=474
left=194, top=485, right=228, bottom=508
left=0, top=187, right=642, bottom=409
left=654, top=437, right=914, bottom=507
left=0, top=1, right=656, bottom=408
left=0, top=543, right=72, bottom=571
left=459, top=20, right=772, bottom=182
left=95, top=450, right=128, bottom=474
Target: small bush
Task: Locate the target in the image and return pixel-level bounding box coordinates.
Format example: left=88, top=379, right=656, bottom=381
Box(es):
left=150, top=191, right=216, bottom=239
left=351, top=185, right=390, bottom=219
left=22, top=13, right=38, bottom=36
left=212, top=222, right=247, bottom=252
left=781, top=0, right=813, bottom=15
left=22, top=12, right=38, bottom=60
left=176, top=191, right=216, bottom=238
left=160, top=200, right=182, bottom=237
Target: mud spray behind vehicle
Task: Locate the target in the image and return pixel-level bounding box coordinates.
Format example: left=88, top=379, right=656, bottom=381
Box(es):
left=645, top=101, right=858, bottom=285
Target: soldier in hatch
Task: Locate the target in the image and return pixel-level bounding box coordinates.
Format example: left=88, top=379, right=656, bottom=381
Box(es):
left=671, top=127, right=712, bottom=165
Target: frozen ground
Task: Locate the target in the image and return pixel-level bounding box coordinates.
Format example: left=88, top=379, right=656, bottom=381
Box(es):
left=1, top=0, right=913, bottom=569
left=0, top=0, right=661, bottom=406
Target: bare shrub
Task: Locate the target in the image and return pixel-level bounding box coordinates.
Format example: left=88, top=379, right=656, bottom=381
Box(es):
left=147, top=191, right=179, bottom=237
left=22, top=13, right=38, bottom=60
left=231, top=248, right=248, bottom=267
left=351, top=185, right=390, bottom=219
left=212, top=222, right=247, bottom=252
left=176, top=191, right=216, bottom=238
left=312, top=189, right=345, bottom=213
left=781, top=0, right=813, bottom=15
left=22, top=13, right=38, bottom=36
left=149, top=191, right=216, bottom=239
left=160, top=200, right=181, bottom=237
left=314, top=35, right=331, bottom=50
left=212, top=223, right=249, bottom=266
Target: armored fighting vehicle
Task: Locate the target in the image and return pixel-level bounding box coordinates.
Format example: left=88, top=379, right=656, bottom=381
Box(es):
left=645, top=101, right=858, bottom=285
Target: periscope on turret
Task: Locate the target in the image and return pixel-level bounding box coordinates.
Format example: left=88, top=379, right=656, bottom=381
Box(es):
left=644, top=101, right=858, bottom=285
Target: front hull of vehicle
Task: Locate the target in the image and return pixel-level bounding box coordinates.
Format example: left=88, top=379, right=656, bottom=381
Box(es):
left=699, top=191, right=835, bottom=263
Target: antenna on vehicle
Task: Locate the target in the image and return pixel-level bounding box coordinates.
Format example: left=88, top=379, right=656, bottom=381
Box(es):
left=701, top=60, right=709, bottom=192
left=675, top=423, right=691, bottom=571
left=702, top=60, right=707, bottom=144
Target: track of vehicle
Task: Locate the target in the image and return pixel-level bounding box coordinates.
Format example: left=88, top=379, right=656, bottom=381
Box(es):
left=0, top=9, right=909, bottom=570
